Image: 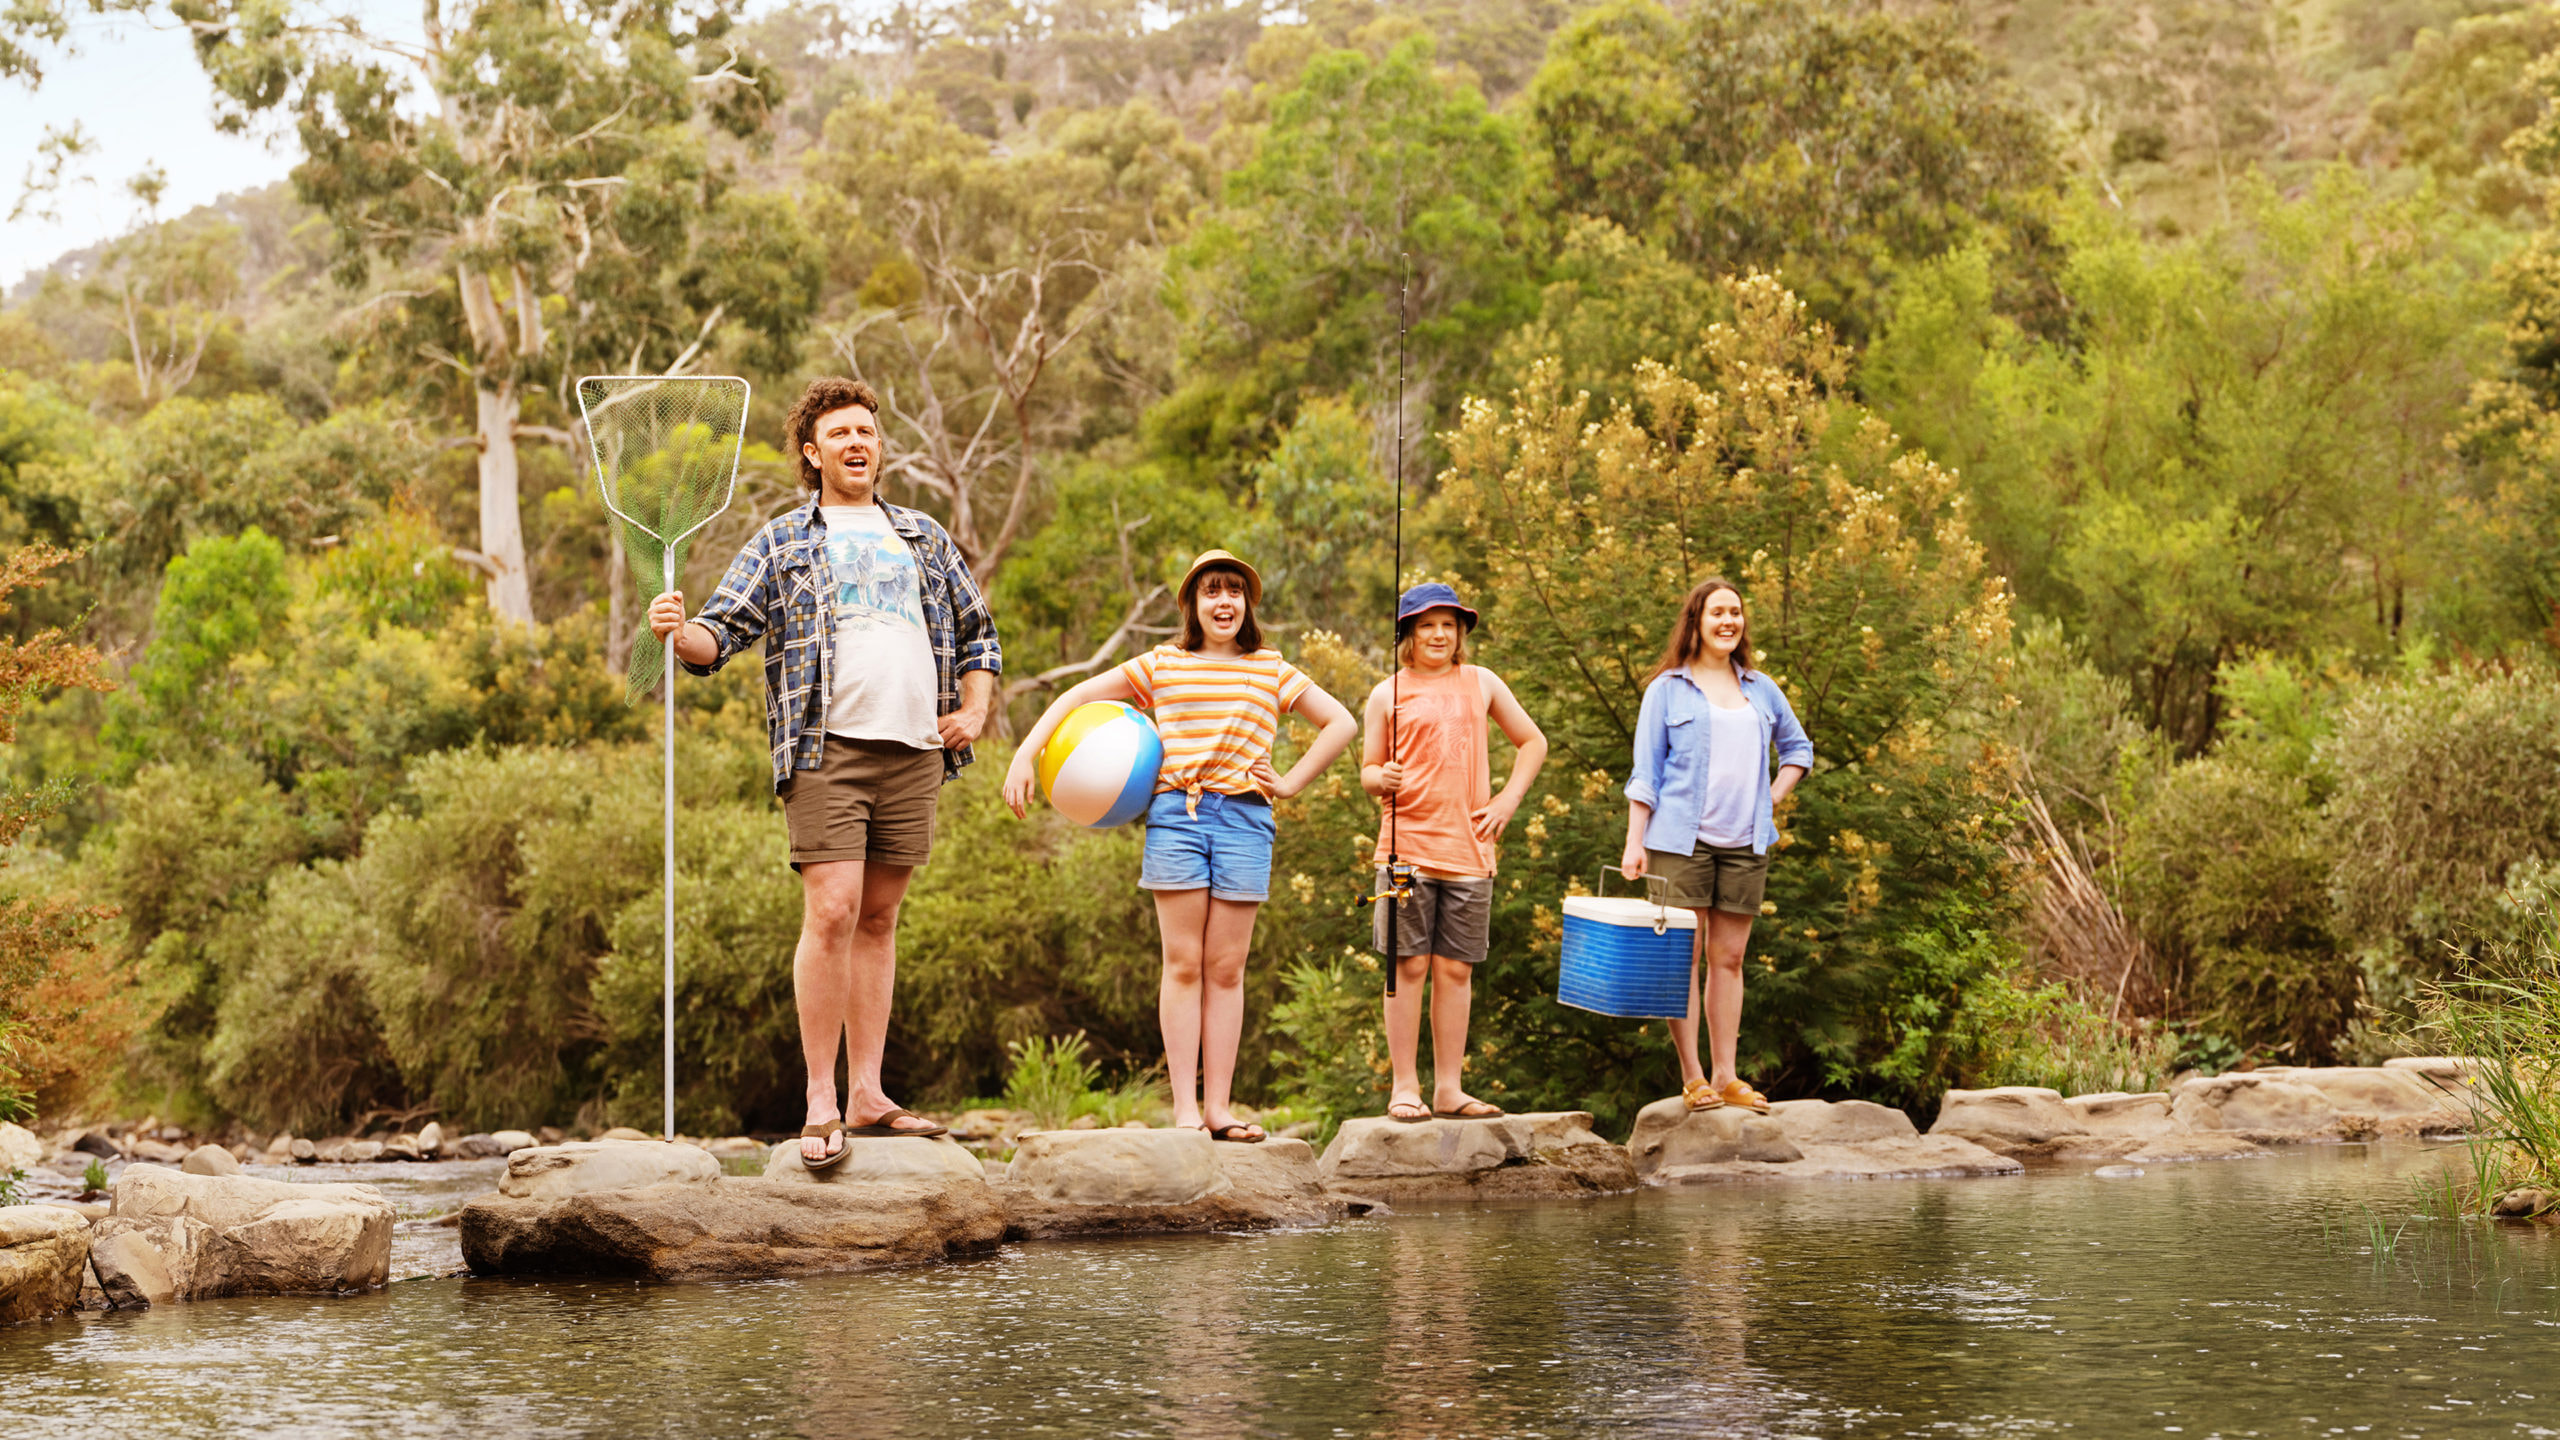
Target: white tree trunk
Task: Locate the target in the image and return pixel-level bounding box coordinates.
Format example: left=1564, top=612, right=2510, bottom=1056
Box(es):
left=476, top=382, right=535, bottom=625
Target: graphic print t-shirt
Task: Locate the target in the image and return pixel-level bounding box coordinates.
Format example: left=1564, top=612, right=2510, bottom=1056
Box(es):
left=819, top=504, right=941, bottom=749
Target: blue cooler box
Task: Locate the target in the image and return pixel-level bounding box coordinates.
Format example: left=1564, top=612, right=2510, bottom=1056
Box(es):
left=1557, top=895, right=1699, bottom=1018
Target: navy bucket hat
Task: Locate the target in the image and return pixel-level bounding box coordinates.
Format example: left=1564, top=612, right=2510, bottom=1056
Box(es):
left=1394, top=582, right=1479, bottom=637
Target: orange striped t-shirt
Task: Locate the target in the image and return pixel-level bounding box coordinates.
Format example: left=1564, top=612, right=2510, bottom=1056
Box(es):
left=1118, top=644, right=1312, bottom=802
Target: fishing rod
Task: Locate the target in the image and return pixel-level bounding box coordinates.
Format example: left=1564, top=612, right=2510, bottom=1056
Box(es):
left=1361, top=253, right=1417, bottom=998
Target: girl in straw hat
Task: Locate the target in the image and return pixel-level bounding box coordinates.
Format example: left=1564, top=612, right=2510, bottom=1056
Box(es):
left=1008, top=550, right=1357, bottom=1141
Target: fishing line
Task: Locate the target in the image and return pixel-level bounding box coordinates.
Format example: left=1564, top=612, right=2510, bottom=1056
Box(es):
left=1365, top=254, right=1417, bottom=998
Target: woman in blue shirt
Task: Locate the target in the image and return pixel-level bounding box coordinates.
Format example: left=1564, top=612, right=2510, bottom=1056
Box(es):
left=1619, top=578, right=1814, bottom=1114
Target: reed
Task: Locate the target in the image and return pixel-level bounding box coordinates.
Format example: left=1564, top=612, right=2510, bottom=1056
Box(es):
left=2411, top=912, right=2560, bottom=1205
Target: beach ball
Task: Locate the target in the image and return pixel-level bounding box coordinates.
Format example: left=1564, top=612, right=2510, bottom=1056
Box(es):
left=1037, top=701, right=1163, bottom=829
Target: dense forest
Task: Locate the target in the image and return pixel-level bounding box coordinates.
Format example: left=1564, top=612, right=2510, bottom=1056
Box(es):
left=6, top=0, right=2560, bottom=1138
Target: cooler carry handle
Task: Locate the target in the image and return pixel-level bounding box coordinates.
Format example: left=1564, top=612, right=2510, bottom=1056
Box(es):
left=1597, top=864, right=1674, bottom=936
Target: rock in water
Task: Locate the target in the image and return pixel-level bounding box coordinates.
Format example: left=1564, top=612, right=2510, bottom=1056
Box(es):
left=85, top=1165, right=393, bottom=1300
left=1318, top=1112, right=1637, bottom=1203
left=379, top=1135, right=423, bottom=1162
left=0, top=1121, right=43, bottom=1173
left=1627, top=1097, right=2019, bottom=1185
left=487, top=1130, right=538, bottom=1154
left=498, top=1141, right=721, bottom=1200
left=460, top=1174, right=1005, bottom=1281
left=763, top=1136, right=988, bottom=1187
left=2061, top=1092, right=2175, bottom=1139
left=289, top=1139, right=317, bottom=1164
left=415, top=1122, right=443, bottom=1156
left=180, top=1144, right=241, bottom=1177
left=88, top=1226, right=178, bottom=1307
left=1929, top=1087, right=2085, bottom=1146
left=995, top=1133, right=1344, bottom=1240
left=1627, top=1103, right=1805, bottom=1174
left=598, top=1126, right=655, bottom=1142
left=1009, top=1129, right=1224, bottom=1206
left=0, top=1204, right=91, bottom=1325
left=2169, top=1074, right=2339, bottom=1136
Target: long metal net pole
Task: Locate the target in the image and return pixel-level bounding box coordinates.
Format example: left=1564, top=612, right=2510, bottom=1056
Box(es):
left=664, top=633, right=676, bottom=1141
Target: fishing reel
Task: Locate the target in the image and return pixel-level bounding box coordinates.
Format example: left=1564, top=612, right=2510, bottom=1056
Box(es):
left=1360, top=861, right=1419, bottom=997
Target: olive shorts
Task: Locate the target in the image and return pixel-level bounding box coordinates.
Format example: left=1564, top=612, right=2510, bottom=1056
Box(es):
left=1644, top=842, right=1769, bottom=916
left=779, top=736, right=942, bottom=870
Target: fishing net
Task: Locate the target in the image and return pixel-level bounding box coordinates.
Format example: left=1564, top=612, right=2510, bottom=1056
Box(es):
left=576, top=375, right=751, bottom=702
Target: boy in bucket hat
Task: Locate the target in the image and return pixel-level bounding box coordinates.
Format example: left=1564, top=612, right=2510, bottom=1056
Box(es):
left=1358, top=582, right=1548, bottom=1121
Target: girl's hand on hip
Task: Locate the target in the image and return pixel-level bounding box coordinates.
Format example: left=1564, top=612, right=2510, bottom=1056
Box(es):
left=1470, top=794, right=1519, bottom=843
left=1249, top=758, right=1291, bottom=800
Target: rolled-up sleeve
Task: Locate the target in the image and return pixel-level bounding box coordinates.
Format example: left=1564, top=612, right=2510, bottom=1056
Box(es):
left=942, top=535, right=1002, bottom=678
left=1623, top=679, right=1667, bottom=809
left=1769, top=685, right=1814, bottom=771
left=681, top=536, right=773, bottom=676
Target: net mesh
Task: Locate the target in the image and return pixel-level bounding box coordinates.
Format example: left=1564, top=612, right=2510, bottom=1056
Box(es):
left=577, top=376, right=750, bottom=702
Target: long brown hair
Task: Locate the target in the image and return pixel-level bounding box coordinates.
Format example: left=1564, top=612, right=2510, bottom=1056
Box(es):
left=1179, top=562, right=1265, bottom=653
left=1646, top=577, right=1751, bottom=686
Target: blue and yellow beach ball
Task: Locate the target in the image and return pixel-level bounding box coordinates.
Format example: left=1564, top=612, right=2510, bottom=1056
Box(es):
left=1036, top=701, right=1163, bottom=829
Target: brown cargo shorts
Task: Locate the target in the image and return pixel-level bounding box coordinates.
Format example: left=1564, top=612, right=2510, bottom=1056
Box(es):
left=779, top=736, right=942, bottom=870
left=1645, top=841, right=1770, bottom=916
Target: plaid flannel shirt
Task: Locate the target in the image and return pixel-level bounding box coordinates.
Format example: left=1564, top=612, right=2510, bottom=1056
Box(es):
left=682, top=497, right=1002, bottom=791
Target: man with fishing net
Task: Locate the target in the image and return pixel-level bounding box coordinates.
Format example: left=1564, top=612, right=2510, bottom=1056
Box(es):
left=647, top=377, right=1002, bottom=1168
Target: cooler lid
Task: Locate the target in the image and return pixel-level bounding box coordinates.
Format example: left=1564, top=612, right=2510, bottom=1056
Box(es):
left=1560, top=894, right=1699, bottom=930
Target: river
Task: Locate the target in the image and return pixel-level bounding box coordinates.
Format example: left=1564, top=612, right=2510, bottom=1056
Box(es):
left=4, top=1142, right=2554, bottom=1437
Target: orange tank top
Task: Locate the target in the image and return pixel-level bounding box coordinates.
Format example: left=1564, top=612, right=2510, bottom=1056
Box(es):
left=1372, top=664, right=1495, bottom=877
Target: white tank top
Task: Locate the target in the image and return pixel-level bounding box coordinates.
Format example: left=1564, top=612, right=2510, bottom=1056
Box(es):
left=1695, top=700, right=1761, bottom=850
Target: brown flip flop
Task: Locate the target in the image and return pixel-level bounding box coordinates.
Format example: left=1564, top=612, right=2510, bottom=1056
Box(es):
left=799, top=1120, right=849, bottom=1169
left=1208, top=1123, right=1265, bottom=1143
left=1432, top=1101, right=1505, bottom=1120
left=845, top=1107, right=948, bottom=1138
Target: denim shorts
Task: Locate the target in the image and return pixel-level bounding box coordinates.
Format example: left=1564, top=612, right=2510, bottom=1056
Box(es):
left=1139, top=791, right=1275, bottom=902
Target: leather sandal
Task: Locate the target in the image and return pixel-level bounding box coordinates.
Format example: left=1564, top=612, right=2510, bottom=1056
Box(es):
left=798, top=1120, right=849, bottom=1169
left=846, top=1108, right=947, bottom=1138
left=1717, top=1079, right=1772, bottom=1114
left=1682, top=1078, right=1726, bottom=1112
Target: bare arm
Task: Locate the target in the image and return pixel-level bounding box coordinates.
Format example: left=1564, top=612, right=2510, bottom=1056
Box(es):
left=1474, top=669, right=1549, bottom=843
left=1256, top=683, right=1358, bottom=801
left=1622, top=800, right=1654, bottom=879
left=1356, top=681, right=1400, bottom=800
left=1772, top=763, right=1807, bottom=807
left=939, top=668, right=997, bottom=750
left=1000, top=668, right=1141, bottom=817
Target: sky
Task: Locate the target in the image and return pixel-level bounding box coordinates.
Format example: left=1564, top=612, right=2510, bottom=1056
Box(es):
left=0, top=4, right=429, bottom=290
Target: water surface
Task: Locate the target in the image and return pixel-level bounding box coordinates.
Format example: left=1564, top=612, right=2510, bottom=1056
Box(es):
left=6, top=1144, right=2556, bottom=1438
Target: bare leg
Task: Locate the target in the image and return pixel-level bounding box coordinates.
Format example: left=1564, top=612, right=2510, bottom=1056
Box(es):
left=1199, top=897, right=1262, bottom=1136
left=844, top=862, right=933, bottom=1131
left=1154, top=888, right=1210, bottom=1129
left=1428, top=954, right=1487, bottom=1112
left=795, top=860, right=866, bottom=1161
left=1670, top=917, right=1709, bottom=1087
left=1704, top=909, right=1755, bottom=1086
left=1383, top=950, right=1431, bottom=1115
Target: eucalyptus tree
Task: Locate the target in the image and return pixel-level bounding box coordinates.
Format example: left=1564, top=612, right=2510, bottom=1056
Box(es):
left=150, top=0, right=818, bottom=624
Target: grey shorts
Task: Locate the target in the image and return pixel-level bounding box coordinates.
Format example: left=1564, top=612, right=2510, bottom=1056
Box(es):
left=1372, top=871, right=1493, bottom=965
left=779, top=736, right=941, bottom=870
left=1646, top=842, right=1769, bottom=916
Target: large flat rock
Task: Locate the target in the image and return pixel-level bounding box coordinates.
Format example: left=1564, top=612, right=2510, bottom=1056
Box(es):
left=461, top=1173, right=1005, bottom=1281
left=1652, top=1135, right=2022, bottom=1186
left=498, top=1140, right=720, bottom=1200
left=1627, top=1100, right=1803, bottom=1176
left=762, top=1135, right=988, bottom=1186
left=996, top=1135, right=1348, bottom=1240
left=1930, top=1087, right=2083, bottom=1145
left=2062, top=1092, right=2176, bottom=1138
left=2171, top=1074, right=2340, bottom=1136
left=1319, top=1112, right=1636, bottom=1203
left=2254, top=1066, right=2471, bottom=1134
left=1765, top=1098, right=1919, bottom=1145
left=0, top=1204, right=90, bottom=1325
left=89, top=1165, right=391, bottom=1301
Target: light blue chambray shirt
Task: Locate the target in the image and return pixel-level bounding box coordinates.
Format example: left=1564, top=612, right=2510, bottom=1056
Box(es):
left=1623, top=664, right=1815, bottom=856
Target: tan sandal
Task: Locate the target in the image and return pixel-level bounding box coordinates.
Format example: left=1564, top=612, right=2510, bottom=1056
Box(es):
left=1717, top=1079, right=1771, bottom=1114
left=1682, top=1078, right=1726, bottom=1112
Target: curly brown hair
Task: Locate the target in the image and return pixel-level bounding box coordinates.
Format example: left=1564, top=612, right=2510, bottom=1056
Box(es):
left=784, top=377, right=882, bottom=492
